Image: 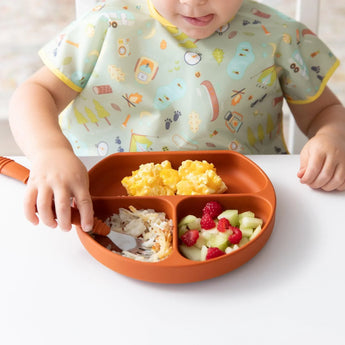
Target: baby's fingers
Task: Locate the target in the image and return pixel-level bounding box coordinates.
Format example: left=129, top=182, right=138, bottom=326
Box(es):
left=35, top=187, right=57, bottom=228
left=337, top=180, right=345, bottom=191
left=54, top=190, right=73, bottom=231
left=300, top=154, right=340, bottom=190
left=320, top=164, right=345, bottom=191
left=298, top=152, right=325, bottom=186
left=74, top=190, right=94, bottom=232
left=24, top=187, right=39, bottom=226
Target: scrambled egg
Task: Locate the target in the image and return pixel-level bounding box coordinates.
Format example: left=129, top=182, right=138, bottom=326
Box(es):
left=121, top=160, right=179, bottom=196
left=121, top=159, right=227, bottom=196
left=176, top=160, right=227, bottom=195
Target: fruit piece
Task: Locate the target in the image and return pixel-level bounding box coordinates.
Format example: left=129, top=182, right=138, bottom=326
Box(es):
left=194, top=235, right=207, bottom=249
left=217, top=209, right=239, bottom=226
left=202, top=201, right=223, bottom=218
left=179, top=244, right=201, bottom=261
left=181, top=229, right=199, bottom=247
left=239, top=211, right=255, bottom=221
left=240, top=216, right=263, bottom=229
left=200, top=245, right=208, bottom=261
left=217, top=217, right=230, bottom=232
left=249, top=224, right=262, bottom=240
left=178, top=215, right=200, bottom=230
left=228, top=226, right=242, bottom=244
left=239, top=237, right=249, bottom=247
left=178, top=224, right=188, bottom=237
left=225, top=246, right=233, bottom=254
left=199, top=228, right=218, bottom=241
left=200, top=213, right=216, bottom=230
left=240, top=227, right=254, bottom=238
left=206, top=247, right=225, bottom=260
left=207, top=232, right=229, bottom=251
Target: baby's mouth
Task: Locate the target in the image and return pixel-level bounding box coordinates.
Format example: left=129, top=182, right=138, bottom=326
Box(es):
left=182, top=14, right=214, bottom=26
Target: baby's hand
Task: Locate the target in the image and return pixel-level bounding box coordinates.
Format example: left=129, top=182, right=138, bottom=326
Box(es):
left=298, top=133, right=345, bottom=191
left=24, top=149, right=94, bottom=231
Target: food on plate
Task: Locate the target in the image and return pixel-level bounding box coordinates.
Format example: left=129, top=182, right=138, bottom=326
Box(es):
left=176, top=160, right=227, bottom=195
left=121, top=160, right=179, bottom=196
left=178, top=201, right=263, bottom=261
left=121, top=159, right=227, bottom=196
left=104, top=206, right=173, bottom=262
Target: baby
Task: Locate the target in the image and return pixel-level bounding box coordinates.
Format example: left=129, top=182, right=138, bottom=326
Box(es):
left=8, top=0, right=345, bottom=232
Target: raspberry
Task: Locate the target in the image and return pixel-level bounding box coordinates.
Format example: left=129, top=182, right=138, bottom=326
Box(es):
left=206, top=247, right=225, bottom=260
left=200, top=213, right=216, bottom=230
left=202, top=201, right=223, bottom=218
left=217, top=217, right=230, bottom=232
left=181, top=230, right=199, bottom=247
left=228, top=226, right=242, bottom=244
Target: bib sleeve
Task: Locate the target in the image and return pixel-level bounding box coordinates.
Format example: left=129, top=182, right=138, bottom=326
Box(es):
left=38, top=4, right=109, bottom=92
left=277, top=21, right=340, bottom=104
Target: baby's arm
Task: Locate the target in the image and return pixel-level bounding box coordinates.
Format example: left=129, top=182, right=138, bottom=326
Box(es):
left=9, top=66, right=94, bottom=231
left=288, top=86, right=345, bottom=191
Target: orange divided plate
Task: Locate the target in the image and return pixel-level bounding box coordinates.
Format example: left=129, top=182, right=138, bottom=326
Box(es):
left=76, top=150, right=276, bottom=284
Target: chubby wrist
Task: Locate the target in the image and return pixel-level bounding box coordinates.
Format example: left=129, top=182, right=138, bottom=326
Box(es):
left=313, top=120, right=345, bottom=139
left=307, top=104, right=345, bottom=138
left=27, top=142, right=74, bottom=162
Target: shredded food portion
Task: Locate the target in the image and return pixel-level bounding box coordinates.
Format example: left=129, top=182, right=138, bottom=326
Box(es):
left=105, top=206, right=173, bottom=262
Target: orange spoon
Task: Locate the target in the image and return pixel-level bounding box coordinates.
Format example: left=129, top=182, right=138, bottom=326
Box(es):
left=0, top=156, right=110, bottom=236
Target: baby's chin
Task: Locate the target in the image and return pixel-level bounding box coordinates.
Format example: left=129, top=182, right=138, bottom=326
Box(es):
left=183, top=29, right=215, bottom=40
left=181, top=22, right=227, bottom=39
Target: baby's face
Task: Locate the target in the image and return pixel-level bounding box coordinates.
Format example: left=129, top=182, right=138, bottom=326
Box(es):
left=151, top=0, right=243, bottom=39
